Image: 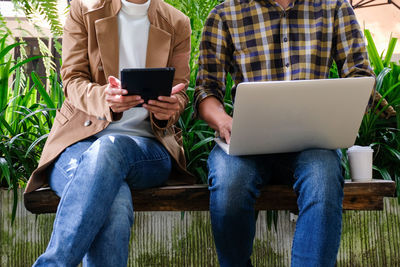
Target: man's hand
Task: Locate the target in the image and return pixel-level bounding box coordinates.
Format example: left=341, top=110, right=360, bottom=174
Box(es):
left=105, top=76, right=144, bottom=113
left=198, top=96, right=233, bottom=144
left=143, top=83, right=185, bottom=121
left=215, top=112, right=233, bottom=144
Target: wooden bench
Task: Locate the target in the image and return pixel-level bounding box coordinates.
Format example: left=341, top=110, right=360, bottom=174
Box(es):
left=24, top=179, right=396, bottom=214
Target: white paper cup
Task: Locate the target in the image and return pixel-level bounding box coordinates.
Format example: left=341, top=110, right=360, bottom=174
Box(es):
left=347, top=146, right=373, bottom=182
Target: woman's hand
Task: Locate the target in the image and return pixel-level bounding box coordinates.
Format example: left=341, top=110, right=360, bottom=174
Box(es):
left=105, top=76, right=144, bottom=113
left=143, top=83, right=185, bottom=121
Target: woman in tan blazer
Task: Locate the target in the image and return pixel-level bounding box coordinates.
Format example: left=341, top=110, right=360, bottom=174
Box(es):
left=32, top=0, right=192, bottom=266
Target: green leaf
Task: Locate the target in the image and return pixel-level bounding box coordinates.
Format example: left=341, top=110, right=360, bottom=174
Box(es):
left=381, top=143, right=400, bottom=161
left=0, top=42, right=24, bottom=62
left=190, top=137, right=214, bottom=152
left=194, top=166, right=208, bottom=184
left=375, top=67, right=391, bottom=93
left=8, top=132, right=26, bottom=145
left=0, top=116, right=15, bottom=136
left=18, top=107, right=56, bottom=126
left=9, top=55, right=44, bottom=73
left=383, top=37, right=397, bottom=67
left=12, top=185, right=18, bottom=224
left=0, top=157, right=11, bottom=186
left=364, top=29, right=384, bottom=73
left=12, top=0, right=63, bottom=36
left=25, top=133, right=49, bottom=157
left=373, top=165, right=392, bottom=181
left=187, top=151, right=209, bottom=168
left=31, top=71, right=56, bottom=116
left=266, top=210, right=277, bottom=231
left=395, top=174, right=400, bottom=204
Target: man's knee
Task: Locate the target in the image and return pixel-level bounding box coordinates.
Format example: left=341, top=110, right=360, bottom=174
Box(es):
left=208, top=148, right=259, bottom=188
left=208, top=147, right=261, bottom=213
left=294, top=149, right=344, bottom=203
left=296, top=149, right=342, bottom=179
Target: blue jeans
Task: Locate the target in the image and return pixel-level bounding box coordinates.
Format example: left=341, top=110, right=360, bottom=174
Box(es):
left=33, top=134, right=172, bottom=267
left=208, top=145, right=344, bottom=267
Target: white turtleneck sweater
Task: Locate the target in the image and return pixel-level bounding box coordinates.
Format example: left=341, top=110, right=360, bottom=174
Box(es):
left=96, top=0, right=154, bottom=138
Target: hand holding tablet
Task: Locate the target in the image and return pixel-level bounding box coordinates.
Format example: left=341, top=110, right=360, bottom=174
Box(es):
left=143, top=83, right=185, bottom=121
left=107, top=67, right=184, bottom=121
left=120, top=68, right=175, bottom=105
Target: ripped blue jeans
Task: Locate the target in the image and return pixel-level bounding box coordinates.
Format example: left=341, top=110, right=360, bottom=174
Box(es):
left=33, top=134, right=171, bottom=267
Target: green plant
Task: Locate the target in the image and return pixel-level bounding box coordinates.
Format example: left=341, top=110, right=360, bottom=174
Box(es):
left=10, top=0, right=63, bottom=36
left=165, top=0, right=224, bottom=182
left=165, top=0, right=222, bottom=85
left=0, top=34, right=63, bottom=222
left=354, top=30, right=400, bottom=185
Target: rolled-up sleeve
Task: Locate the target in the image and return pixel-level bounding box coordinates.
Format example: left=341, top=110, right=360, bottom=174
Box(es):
left=193, top=9, right=233, bottom=117
left=333, top=0, right=374, bottom=78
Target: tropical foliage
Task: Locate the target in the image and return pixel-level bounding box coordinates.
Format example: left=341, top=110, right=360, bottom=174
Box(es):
left=165, top=0, right=227, bottom=183
left=9, top=0, right=63, bottom=36
left=330, top=30, right=400, bottom=200
left=0, top=34, right=63, bottom=221
left=360, top=30, right=400, bottom=198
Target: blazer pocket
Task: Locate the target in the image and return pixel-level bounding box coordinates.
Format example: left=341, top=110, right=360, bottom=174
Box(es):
left=55, top=101, right=75, bottom=125
left=55, top=110, right=68, bottom=125
left=61, top=101, right=74, bottom=117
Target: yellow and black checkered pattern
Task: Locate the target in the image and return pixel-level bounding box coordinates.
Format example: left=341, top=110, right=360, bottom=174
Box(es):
left=194, top=0, right=374, bottom=112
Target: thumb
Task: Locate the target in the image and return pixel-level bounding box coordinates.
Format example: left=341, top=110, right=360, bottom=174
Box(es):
left=171, top=83, right=186, bottom=95
left=108, top=76, right=121, bottom=88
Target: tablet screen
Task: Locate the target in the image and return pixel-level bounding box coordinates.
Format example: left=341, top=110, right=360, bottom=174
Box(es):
left=120, top=68, right=175, bottom=104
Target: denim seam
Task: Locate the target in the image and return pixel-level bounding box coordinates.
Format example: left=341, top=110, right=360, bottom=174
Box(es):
left=127, top=154, right=170, bottom=168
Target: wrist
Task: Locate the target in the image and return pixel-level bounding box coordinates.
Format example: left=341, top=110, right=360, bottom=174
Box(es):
left=215, top=111, right=232, bottom=132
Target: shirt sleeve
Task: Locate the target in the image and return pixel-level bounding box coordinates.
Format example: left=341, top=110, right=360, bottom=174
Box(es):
left=193, top=8, right=233, bottom=117
left=332, top=0, right=375, bottom=78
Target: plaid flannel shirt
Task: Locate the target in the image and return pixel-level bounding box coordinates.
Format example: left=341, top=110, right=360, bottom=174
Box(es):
left=194, top=0, right=374, bottom=114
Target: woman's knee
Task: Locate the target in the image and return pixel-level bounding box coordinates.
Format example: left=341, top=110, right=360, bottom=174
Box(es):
left=95, top=134, right=135, bottom=158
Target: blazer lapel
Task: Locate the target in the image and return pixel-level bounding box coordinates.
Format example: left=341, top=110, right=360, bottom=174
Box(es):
left=95, top=16, right=119, bottom=79
left=146, top=25, right=171, bottom=68
left=95, top=0, right=171, bottom=74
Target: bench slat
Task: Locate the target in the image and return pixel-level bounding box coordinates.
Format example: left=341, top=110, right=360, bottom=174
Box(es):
left=24, top=180, right=396, bottom=214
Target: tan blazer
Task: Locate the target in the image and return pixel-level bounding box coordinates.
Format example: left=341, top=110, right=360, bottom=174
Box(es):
left=25, top=0, right=194, bottom=193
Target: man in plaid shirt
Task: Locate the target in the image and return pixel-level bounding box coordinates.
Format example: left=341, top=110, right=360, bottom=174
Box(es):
left=194, top=0, right=374, bottom=266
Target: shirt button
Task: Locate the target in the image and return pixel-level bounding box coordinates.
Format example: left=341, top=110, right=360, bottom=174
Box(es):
left=284, top=37, right=288, bottom=42
left=84, top=120, right=92, bottom=127
left=98, top=65, right=104, bottom=72
left=285, top=63, right=290, bottom=68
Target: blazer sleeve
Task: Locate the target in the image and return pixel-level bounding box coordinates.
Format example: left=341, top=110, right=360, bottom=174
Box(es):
left=61, top=0, right=116, bottom=122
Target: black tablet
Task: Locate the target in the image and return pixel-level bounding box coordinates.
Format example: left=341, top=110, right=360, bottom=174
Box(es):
left=120, top=68, right=175, bottom=105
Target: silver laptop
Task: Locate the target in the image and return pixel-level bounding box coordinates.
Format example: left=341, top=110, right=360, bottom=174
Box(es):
left=215, top=77, right=375, bottom=155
